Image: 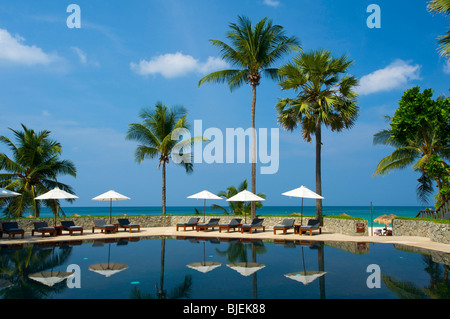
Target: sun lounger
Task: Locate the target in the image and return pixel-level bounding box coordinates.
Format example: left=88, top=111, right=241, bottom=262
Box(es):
left=1, top=222, right=25, bottom=239
left=218, top=218, right=242, bottom=233
left=32, top=222, right=56, bottom=238
left=61, top=221, right=84, bottom=236
left=118, top=218, right=141, bottom=233
left=298, top=219, right=322, bottom=236
left=196, top=218, right=220, bottom=232
left=92, top=220, right=117, bottom=234
left=273, top=219, right=295, bottom=234
left=176, top=217, right=200, bottom=231
left=240, top=218, right=265, bottom=234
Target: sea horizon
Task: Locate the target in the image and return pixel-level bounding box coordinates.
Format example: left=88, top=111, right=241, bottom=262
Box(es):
left=16, top=205, right=432, bottom=227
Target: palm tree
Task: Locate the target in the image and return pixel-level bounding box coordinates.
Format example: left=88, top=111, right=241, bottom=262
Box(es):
left=126, top=102, right=202, bottom=214
left=198, top=15, right=300, bottom=219
left=373, top=116, right=450, bottom=204
left=276, top=50, right=359, bottom=224
left=0, top=124, right=77, bottom=218
left=211, top=179, right=266, bottom=217
left=427, top=0, right=450, bottom=60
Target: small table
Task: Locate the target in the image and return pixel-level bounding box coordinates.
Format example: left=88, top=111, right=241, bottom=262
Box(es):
left=293, top=224, right=302, bottom=234
left=54, top=225, right=63, bottom=236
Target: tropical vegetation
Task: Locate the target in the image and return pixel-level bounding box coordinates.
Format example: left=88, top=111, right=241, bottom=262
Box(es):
left=427, top=0, right=450, bottom=59
left=211, top=179, right=266, bottom=216
left=373, top=87, right=450, bottom=206
left=126, top=102, right=203, bottom=214
left=276, top=50, right=359, bottom=224
left=0, top=124, right=77, bottom=218
left=198, top=15, right=300, bottom=219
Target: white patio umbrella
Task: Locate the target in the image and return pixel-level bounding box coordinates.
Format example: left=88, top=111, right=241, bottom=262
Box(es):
left=92, top=190, right=130, bottom=223
left=0, top=188, right=21, bottom=198
left=282, top=185, right=324, bottom=224
left=226, top=190, right=265, bottom=223
left=187, top=190, right=222, bottom=222
left=35, top=187, right=78, bottom=226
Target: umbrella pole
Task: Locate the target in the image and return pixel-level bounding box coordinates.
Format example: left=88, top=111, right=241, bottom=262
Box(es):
left=370, top=202, right=373, bottom=236
left=110, top=199, right=112, bottom=224
left=54, top=199, right=58, bottom=227
left=301, top=197, right=304, bottom=225
left=204, top=199, right=206, bottom=223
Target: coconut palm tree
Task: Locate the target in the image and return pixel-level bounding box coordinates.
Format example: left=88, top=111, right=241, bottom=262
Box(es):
left=126, top=102, right=202, bottom=214
left=427, top=0, right=450, bottom=59
left=0, top=124, right=77, bottom=218
left=276, top=50, right=359, bottom=224
left=198, top=15, right=300, bottom=219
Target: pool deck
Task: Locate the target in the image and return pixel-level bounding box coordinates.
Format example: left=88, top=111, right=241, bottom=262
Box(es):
left=1, top=226, right=450, bottom=254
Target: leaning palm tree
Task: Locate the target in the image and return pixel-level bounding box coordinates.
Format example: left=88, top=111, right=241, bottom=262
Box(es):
left=0, top=124, right=77, bottom=218
left=198, top=15, right=300, bottom=219
left=427, top=0, right=450, bottom=60
left=126, top=102, right=202, bottom=214
left=276, top=50, right=359, bottom=224
left=373, top=116, right=450, bottom=204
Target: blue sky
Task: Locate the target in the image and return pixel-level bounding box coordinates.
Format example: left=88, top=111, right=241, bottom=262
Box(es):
left=0, top=0, right=448, bottom=208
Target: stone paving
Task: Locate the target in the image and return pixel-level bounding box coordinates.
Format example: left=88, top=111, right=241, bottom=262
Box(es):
left=1, top=226, right=449, bottom=254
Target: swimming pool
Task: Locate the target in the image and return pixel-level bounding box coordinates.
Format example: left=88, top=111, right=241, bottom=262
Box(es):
left=0, top=236, right=448, bottom=300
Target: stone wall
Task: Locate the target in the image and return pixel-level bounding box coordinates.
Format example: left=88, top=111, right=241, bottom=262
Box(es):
left=393, top=219, right=450, bottom=244
left=1, top=215, right=367, bottom=236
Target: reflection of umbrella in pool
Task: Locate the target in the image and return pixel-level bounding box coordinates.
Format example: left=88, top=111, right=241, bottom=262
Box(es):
left=29, top=271, right=74, bottom=287
left=226, top=190, right=265, bottom=224
left=35, top=187, right=78, bottom=227
left=284, top=246, right=326, bottom=285
left=187, top=190, right=222, bottom=223
left=0, top=279, right=13, bottom=290
left=226, top=262, right=265, bottom=277
left=29, top=246, right=74, bottom=286
left=92, top=190, right=130, bottom=224
left=89, top=242, right=128, bottom=277
left=282, top=185, right=324, bottom=225
left=187, top=241, right=222, bottom=273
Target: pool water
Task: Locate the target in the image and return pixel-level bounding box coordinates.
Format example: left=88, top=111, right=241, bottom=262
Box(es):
left=0, top=236, right=448, bottom=299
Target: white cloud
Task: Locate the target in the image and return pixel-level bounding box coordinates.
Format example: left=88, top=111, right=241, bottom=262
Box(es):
left=0, top=28, right=57, bottom=65
left=444, top=60, right=450, bottom=74
left=71, top=46, right=87, bottom=64
left=263, top=0, right=280, bottom=7
left=356, top=59, right=421, bottom=96
left=130, top=52, right=228, bottom=78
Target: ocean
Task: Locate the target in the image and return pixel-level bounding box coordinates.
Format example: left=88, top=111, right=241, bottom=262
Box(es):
left=30, top=205, right=428, bottom=227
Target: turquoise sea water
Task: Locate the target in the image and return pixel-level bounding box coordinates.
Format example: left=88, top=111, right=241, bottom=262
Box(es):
left=33, top=205, right=429, bottom=227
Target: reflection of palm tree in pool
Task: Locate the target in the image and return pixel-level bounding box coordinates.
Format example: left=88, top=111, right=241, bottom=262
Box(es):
left=382, top=255, right=450, bottom=298
left=130, top=238, right=193, bottom=299
left=0, top=244, right=72, bottom=299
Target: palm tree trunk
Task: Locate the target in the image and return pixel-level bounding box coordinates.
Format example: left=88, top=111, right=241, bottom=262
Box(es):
left=315, top=118, right=323, bottom=225
left=251, top=84, right=257, bottom=219
left=318, top=242, right=326, bottom=299
left=162, top=161, right=166, bottom=215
